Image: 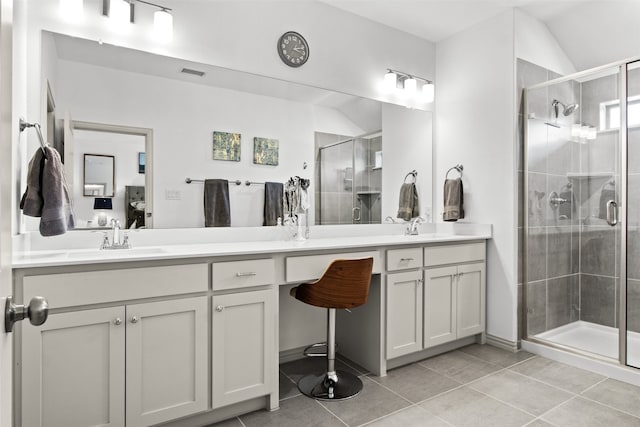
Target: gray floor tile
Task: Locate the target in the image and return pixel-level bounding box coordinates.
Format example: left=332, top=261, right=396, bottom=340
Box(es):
left=459, top=344, right=534, bottom=368
left=280, top=356, right=362, bottom=384
left=371, top=363, right=461, bottom=403
left=582, top=378, right=640, bottom=418
left=337, top=354, right=371, bottom=375
left=470, top=370, right=572, bottom=416
left=321, top=376, right=411, bottom=426
left=421, top=386, right=534, bottom=427
left=510, top=356, right=605, bottom=393
left=418, top=350, right=501, bottom=383
left=364, top=405, right=449, bottom=426
left=279, top=370, right=300, bottom=400
left=524, top=420, right=554, bottom=426
left=240, top=395, right=343, bottom=427
left=541, top=396, right=640, bottom=426
left=206, top=417, right=243, bottom=427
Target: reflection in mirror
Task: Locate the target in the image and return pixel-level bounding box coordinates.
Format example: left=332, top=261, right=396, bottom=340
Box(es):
left=39, top=30, right=431, bottom=229
left=83, top=154, right=114, bottom=197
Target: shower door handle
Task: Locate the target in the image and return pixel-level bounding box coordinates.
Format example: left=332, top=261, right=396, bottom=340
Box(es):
left=606, top=200, right=618, bottom=226
left=352, top=207, right=361, bottom=222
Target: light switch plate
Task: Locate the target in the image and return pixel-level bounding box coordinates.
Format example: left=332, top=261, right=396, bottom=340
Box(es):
left=165, top=189, right=182, bottom=200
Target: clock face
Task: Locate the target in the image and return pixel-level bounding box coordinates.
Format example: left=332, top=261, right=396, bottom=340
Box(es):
left=277, top=31, right=309, bottom=68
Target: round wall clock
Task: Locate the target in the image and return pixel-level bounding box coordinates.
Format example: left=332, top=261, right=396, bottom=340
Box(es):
left=277, top=31, right=309, bottom=68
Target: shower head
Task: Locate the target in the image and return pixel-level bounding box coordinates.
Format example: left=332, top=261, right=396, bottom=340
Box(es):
left=552, top=99, right=579, bottom=118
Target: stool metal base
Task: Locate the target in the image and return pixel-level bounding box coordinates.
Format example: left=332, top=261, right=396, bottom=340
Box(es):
left=297, top=370, right=363, bottom=401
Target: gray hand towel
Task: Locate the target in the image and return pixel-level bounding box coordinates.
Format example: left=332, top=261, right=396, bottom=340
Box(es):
left=443, top=178, right=464, bottom=222
left=204, top=179, right=231, bottom=227
left=264, top=181, right=284, bottom=226
left=397, top=182, right=419, bottom=221
left=21, top=146, right=76, bottom=236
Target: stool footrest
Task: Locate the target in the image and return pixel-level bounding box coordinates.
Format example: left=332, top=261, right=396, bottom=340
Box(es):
left=303, top=342, right=327, bottom=357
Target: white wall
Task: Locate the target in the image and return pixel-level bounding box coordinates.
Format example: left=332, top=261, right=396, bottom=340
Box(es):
left=514, top=9, right=576, bottom=76
left=435, top=10, right=517, bottom=342
left=72, top=130, right=145, bottom=227
left=382, top=103, right=433, bottom=221
left=55, top=60, right=366, bottom=228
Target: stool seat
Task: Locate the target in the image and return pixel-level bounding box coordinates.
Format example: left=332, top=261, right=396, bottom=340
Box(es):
left=290, top=257, right=374, bottom=401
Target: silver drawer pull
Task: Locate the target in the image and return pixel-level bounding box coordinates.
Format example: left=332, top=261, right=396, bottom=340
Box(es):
left=216, top=305, right=224, bottom=312
left=131, top=316, right=139, bottom=324
left=400, top=257, right=415, bottom=262
left=236, top=272, right=257, bottom=277
left=114, top=318, right=122, bottom=326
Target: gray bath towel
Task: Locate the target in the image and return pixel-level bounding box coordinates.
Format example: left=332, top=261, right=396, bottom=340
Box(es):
left=20, top=146, right=75, bottom=236
left=263, top=182, right=284, bottom=226
left=397, top=183, right=419, bottom=221
left=443, top=178, right=464, bottom=222
left=204, top=179, right=231, bottom=227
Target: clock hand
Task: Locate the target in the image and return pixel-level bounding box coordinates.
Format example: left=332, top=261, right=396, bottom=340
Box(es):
left=293, top=46, right=305, bottom=53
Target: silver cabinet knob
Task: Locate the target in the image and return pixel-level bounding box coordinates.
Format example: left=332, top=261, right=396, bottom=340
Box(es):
left=215, top=305, right=224, bottom=312
left=114, top=318, right=122, bottom=326
left=131, top=316, right=139, bottom=323
left=4, top=295, right=49, bottom=333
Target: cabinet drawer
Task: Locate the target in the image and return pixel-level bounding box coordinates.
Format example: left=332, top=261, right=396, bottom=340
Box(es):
left=23, top=264, right=208, bottom=309
left=285, top=251, right=381, bottom=283
left=387, top=247, right=423, bottom=271
left=424, top=243, right=485, bottom=267
left=212, top=259, right=275, bottom=290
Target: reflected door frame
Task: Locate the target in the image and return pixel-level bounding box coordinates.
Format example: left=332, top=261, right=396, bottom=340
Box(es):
left=69, top=120, right=154, bottom=229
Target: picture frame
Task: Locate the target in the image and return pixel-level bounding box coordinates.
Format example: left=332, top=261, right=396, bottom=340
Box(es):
left=138, top=152, right=145, bottom=174
left=253, top=137, right=279, bottom=166
left=212, top=131, right=241, bottom=161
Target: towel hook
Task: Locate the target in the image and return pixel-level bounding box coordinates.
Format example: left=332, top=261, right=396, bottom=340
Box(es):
left=403, top=170, right=418, bottom=183
left=445, top=164, right=463, bottom=179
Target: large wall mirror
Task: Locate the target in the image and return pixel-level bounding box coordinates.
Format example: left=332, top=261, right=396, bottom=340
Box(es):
left=35, top=30, right=432, bottom=230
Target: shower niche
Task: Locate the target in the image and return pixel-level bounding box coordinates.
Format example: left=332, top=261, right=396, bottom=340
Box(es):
left=315, top=131, right=382, bottom=225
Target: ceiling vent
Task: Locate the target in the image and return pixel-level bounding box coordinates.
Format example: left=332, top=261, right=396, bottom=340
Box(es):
left=180, top=68, right=205, bottom=77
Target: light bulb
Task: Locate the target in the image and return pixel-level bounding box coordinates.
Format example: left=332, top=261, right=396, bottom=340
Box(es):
left=571, top=124, right=581, bottom=137
left=153, top=9, right=173, bottom=43
left=110, top=0, right=131, bottom=26
left=422, top=82, right=435, bottom=102
left=580, top=125, right=590, bottom=139
left=383, top=71, right=397, bottom=93
left=587, top=127, right=597, bottom=140
left=404, top=77, right=417, bottom=95
left=59, top=0, right=84, bottom=21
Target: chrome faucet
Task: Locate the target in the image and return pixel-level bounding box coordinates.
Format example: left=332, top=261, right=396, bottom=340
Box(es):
left=406, top=217, right=423, bottom=235
left=99, top=219, right=131, bottom=250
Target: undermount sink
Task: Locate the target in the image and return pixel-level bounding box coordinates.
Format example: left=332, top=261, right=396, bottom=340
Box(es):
left=65, top=247, right=168, bottom=258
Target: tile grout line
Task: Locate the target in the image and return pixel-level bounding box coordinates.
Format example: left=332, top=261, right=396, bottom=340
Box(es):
left=237, top=416, right=248, bottom=427
left=313, top=399, right=350, bottom=427
left=356, top=403, right=455, bottom=427
left=579, top=375, right=609, bottom=394
left=532, top=394, right=578, bottom=423
left=577, top=393, right=640, bottom=421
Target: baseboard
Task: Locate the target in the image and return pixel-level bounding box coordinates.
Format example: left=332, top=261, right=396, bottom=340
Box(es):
left=279, top=346, right=307, bottom=364
left=387, top=336, right=477, bottom=371
left=486, top=334, right=519, bottom=352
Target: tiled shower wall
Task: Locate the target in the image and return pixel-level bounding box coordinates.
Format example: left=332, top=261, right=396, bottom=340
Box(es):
left=517, top=59, right=640, bottom=341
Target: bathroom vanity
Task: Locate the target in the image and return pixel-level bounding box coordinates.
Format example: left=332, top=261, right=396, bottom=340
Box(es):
left=11, top=225, right=490, bottom=427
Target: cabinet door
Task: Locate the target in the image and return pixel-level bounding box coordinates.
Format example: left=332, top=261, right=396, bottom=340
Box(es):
left=212, top=289, right=275, bottom=409
left=424, top=266, right=457, bottom=348
left=126, top=297, right=208, bottom=427
left=457, top=262, right=486, bottom=338
left=22, top=307, right=125, bottom=427
left=386, top=270, right=423, bottom=359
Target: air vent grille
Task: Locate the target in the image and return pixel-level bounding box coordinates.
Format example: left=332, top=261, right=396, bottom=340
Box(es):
left=181, top=68, right=205, bottom=77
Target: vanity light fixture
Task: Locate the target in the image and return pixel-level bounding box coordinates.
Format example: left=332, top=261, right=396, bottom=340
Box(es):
left=383, top=69, right=434, bottom=102
left=59, top=0, right=84, bottom=21
left=102, top=0, right=173, bottom=43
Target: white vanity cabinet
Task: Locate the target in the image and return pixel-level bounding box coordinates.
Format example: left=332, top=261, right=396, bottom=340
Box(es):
left=386, top=242, right=486, bottom=360
left=211, top=259, right=277, bottom=410
left=424, top=243, right=486, bottom=349
left=18, top=264, right=209, bottom=427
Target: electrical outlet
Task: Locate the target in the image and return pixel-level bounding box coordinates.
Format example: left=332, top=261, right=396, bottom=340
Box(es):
left=165, top=189, right=182, bottom=200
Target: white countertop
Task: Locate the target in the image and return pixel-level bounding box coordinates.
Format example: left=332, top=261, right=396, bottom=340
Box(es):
left=13, top=225, right=491, bottom=269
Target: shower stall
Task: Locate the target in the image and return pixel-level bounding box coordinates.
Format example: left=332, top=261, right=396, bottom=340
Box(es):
left=316, top=132, right=382, bottom=225
left=524, top=58, right=640, bottom=369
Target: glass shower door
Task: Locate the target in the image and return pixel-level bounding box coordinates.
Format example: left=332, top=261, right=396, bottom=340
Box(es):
left=625, top=60, right=640, bottom=368
left=318, top=139, right=355, bottom=225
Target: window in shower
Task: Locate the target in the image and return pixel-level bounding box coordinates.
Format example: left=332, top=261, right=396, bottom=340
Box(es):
left=600, top=95, right=640, bottom=130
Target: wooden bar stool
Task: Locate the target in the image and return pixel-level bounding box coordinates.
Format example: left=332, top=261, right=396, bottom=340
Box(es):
left=289, top=257, right=374, bottom=400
